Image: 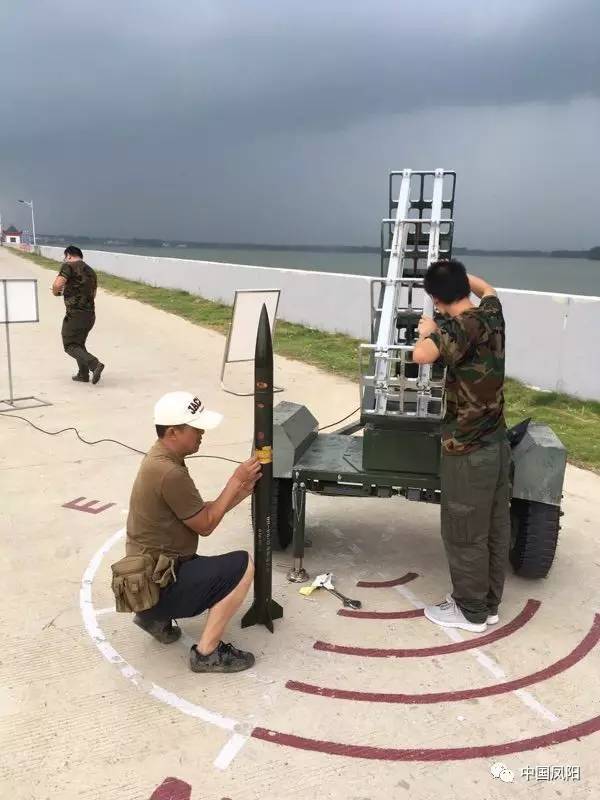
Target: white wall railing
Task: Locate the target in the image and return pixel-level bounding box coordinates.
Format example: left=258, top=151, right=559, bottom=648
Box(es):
left=40, top=246, right=600, bottom=400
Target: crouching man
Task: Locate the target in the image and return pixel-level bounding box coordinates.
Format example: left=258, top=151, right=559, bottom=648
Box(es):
left=113, top=391, right=261, bottom=673
left=413, top=260, right=510, bottom=633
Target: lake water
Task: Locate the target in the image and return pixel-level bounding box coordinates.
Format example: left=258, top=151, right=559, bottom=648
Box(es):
left=90, top=244, right=600, bottom=296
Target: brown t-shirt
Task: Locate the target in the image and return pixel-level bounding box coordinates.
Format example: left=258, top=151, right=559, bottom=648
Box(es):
left=126, top=440, right=205, bottom=559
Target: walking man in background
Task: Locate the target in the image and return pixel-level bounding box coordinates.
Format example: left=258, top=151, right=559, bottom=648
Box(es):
left=52, top=245, right=104, bottom=384
left=413, top=259, right=510, bottom=633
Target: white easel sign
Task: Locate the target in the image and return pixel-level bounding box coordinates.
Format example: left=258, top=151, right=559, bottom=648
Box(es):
left=1, top=278, right=49, bottom=412
left=0, top=278, right=39, bottom=323
left=220, top=288, right=283, bottom=396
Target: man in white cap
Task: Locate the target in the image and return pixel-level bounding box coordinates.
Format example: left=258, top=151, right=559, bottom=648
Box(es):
left=125, top=391, right=261, bottom=673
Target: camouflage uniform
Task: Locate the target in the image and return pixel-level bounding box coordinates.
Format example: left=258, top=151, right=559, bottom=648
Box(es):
left=428, top=295, right=510, bottom=624
left=59, top=260, right=100, bottom=377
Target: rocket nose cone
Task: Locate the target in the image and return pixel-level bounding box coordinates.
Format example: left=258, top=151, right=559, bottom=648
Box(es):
left=255, top=303, right=273, bottom=365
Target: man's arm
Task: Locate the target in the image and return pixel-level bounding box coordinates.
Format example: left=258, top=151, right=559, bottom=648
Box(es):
left=412, top=316, right=441, bottom=365
left=52, top=275, right=67, bottom=295
left=184, top=479, right=246, bottom=537
left=184, top=477, right=258, bottom=536
left=195, top=480, right=255, bottom=524
left=224, top=481, right=255, bottom=511
left=467, top=274, right=496, bottom=299
left=184, top=458, right=261, bottom=537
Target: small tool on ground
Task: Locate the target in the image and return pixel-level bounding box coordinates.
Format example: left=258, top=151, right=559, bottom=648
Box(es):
left=299, top=572, right=362, bottom=609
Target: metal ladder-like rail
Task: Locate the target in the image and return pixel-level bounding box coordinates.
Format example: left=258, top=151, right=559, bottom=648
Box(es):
left=360, top=168, right=456, bottom=419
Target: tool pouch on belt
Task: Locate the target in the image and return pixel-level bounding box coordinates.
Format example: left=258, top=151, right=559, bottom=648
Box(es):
left=152, top=553, right=178, bottom=588
left=111, top=554, right=160, bottom=613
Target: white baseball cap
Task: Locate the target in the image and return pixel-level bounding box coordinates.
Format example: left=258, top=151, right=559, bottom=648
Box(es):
left=154, top=391, right=223, bottom=430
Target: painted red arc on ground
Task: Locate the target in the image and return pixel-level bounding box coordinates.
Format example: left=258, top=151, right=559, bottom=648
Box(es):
left=356, top=572, right=419, bottom=588
left=149, top=777, right=192, bottom=800
left=290, top=614, right=600, bottom=703
left=251, top=714, right=600, bottom=761
left=314, top=599, right=540, bottom=658
left=339, top=607, right=424, bottom=619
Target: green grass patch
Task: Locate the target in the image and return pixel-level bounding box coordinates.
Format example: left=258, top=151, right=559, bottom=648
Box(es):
left=503, top=378, right=600, bottom=472
left=14, top=247, right=600, bottom=471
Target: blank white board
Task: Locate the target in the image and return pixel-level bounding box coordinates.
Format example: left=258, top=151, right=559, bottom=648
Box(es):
left=226, top=289, right=280, bottom=362
left=0, top=279, right=39, bottom=323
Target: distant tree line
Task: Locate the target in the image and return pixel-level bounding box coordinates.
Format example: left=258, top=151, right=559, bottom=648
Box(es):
left=451, top=246, right=600, bottom=260
left=34, top=234, right=600, bottom=260
left=588, top=246, right=600, bottom=260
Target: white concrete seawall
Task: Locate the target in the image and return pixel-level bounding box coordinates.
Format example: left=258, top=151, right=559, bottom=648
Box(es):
left=40, top=246, right=600, bottom=400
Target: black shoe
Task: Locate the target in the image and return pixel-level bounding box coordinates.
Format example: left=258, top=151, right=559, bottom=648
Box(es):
left=133, top=614, right=181, bottom=644
left=190, top=641, right=255, bottom=673
left=72, top=373, right=89, bottom=382
left=91, top=363, right=105, bottom=385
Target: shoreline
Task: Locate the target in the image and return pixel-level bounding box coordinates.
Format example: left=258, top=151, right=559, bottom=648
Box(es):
left=34, top=237, right=600, bottom=260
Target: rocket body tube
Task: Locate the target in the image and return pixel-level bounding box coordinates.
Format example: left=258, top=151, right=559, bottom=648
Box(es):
left=241, top=304, right=283, bottom=631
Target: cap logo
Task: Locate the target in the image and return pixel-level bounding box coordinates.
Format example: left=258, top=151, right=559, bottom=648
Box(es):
left=187, top=397, right=203, bottom=415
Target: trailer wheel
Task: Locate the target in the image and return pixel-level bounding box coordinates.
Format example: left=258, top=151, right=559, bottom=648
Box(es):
left=250, top=478, right=294, bottom=551
left=509, top=498, right=561, bottom=578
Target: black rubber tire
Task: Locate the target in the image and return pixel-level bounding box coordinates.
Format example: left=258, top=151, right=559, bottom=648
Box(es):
left=250, top=477, right=294, bottom=551
left=509, top=498, right=561, bottom=579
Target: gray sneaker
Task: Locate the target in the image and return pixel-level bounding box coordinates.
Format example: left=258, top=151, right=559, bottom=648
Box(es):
left=190, top=641, right=255, bottom=673
left=445, top=593, right=498, bottom=627
left=424, top=598, right=487, bottom=633
left=133, top=614, right=181, bottom=644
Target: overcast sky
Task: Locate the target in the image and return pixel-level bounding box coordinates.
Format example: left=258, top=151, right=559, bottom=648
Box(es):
left=1, top=1, right=599, bottom=249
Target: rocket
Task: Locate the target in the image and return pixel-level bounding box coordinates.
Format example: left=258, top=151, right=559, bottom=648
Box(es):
left=241, top=304, right=283, bottom=632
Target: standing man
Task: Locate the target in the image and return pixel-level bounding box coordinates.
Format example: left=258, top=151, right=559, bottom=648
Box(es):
left=120, top=391, right=261, bottom=673
left=52, top=245, right=104, bottom=384
left=413, top=259, right=510, bottom=633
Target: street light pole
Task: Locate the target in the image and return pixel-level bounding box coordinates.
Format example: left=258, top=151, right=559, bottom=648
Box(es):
left=18, top=199, right=36, bottom=247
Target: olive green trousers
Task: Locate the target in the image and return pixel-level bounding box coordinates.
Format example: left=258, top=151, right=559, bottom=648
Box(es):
left=62, top=310, right=99, bottom=375
left=440, top=439, right=511, bottom=624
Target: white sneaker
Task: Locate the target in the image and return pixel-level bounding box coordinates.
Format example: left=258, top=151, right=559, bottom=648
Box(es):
left=424, top=598, right=487, bottom=633
left=445, top=593, right=499, bottom=626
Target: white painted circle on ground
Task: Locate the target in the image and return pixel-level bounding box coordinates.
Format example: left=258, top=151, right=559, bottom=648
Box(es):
left=79, top=528, right=248, bottom=767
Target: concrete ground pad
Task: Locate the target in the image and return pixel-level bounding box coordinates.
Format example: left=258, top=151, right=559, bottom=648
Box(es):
left=1, top=246, right=599, bottom=799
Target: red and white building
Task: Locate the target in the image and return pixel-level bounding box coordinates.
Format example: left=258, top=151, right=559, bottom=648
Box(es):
left=1, top=225, right=23, bottom=245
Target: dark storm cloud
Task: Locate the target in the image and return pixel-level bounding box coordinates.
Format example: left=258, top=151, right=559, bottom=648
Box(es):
left=1, top=1, right=599, bottom=248
left=2, top=0, right=598, bottom=138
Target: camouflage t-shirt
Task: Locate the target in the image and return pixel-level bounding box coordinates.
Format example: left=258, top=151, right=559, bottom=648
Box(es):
left=58, top=260, right=97, bottom=312
left=428, top=295, right=506, bottom=454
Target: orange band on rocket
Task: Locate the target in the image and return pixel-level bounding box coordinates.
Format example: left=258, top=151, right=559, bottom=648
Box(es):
left=256, top=446, right=273, bottom=464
